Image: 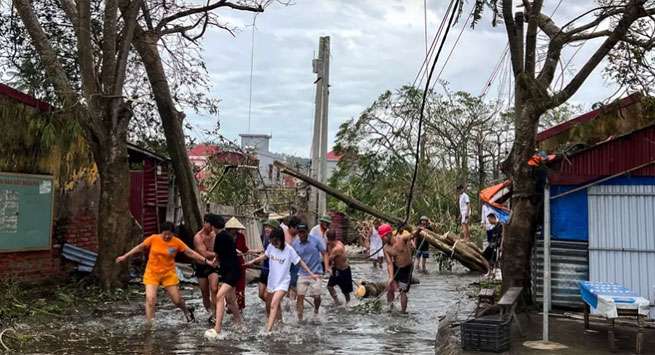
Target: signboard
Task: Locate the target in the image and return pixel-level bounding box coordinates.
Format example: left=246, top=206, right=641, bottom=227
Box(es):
left=0, top=172, right=54, bottom=252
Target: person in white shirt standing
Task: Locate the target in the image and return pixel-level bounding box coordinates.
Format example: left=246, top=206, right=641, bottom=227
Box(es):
left=368, top=220, right=384, bottom=268
left=309, top=215, right=331, bottom=247
left=457, top=184, right=471, bottom=241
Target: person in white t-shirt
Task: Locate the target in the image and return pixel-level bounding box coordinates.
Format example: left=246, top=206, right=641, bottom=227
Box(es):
left=368, top=221, right=384, bottom=268
left=457, top=184, right=471, bottom=241
left=245, top=226, right=318, bottom=332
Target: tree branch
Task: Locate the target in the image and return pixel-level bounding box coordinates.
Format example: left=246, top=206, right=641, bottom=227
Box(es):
left=552, top=1, right=646, bottom=107
left=114, top=0, right=142, bottom=97
left=524, top=0, right=543, bottom=77
left=76, top=0, right=99, bottom=106
left=155, top=0, right=263, bottom=33
left=503, top=0, right=524, bottom=76
left=101, top=0, right=119, bottom=94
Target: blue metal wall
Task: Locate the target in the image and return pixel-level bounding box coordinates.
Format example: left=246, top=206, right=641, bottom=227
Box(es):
left=550, top=176, right=655, bottom=241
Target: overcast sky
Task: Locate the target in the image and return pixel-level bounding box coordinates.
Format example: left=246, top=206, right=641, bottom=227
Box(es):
left=190, top=1, right=618, bottom=157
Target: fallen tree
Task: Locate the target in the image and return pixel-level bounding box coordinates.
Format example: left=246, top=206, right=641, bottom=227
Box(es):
left=274, top=161, right=489, bottom=273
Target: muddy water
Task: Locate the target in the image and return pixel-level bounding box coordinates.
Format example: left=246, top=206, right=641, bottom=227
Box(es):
left=24, top=260, right=478, bottom=354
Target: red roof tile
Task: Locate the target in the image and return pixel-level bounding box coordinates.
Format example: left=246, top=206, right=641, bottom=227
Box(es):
left=327, top=150, right=341, bottom=161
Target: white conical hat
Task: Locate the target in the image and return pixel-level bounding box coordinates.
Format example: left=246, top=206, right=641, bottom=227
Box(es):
left=225, top=217, right=246, bottom=230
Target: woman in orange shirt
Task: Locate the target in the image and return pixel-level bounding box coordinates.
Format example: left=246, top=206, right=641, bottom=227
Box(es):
left=116, top=222, right=215, bottom=322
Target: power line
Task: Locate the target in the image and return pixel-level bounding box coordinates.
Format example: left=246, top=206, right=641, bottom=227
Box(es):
left=432, top=7, right=474, bottom=90
left=413, top=0, right=455, bottom=89
left=247, top=14, right=258, bottom=133
left=403, top=0, right=460, bottom=225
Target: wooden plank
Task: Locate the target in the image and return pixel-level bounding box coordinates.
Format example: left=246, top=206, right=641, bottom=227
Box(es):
left=498, top=286, right=523, bottom=306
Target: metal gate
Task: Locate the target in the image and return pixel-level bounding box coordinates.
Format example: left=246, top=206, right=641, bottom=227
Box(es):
left=588, top=185, right=655, bottom=305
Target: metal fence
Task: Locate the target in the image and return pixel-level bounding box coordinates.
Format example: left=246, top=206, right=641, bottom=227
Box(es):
left=588, top=185, right=655, bottom=305
left=532, top=239, right=589, bottom=308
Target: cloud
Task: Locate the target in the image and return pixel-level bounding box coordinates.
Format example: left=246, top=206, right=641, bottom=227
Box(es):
left=188, top=0, right=619, bottom=157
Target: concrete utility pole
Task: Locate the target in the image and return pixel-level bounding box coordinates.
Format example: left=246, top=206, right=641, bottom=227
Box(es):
left=310, top=36, right=330, bottom=224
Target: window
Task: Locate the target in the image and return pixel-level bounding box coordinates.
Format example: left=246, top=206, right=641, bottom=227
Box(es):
left=268, top=164, right=273, bottom=179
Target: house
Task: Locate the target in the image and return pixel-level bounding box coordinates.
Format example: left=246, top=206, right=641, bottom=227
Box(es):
left=0, top=83, right=174, bottom=282
left=529, top=94, right=655, bottom=316
left=239, top=133, right=309, bottom=188
left=187, top=143, right=259, bottom=192
left=326, top=150, right=341, bottom=180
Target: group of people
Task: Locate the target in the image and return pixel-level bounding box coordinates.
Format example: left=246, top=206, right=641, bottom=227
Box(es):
left=115, top=213, right=355, bottom=335
left=114, top=183, right=504, bottom=335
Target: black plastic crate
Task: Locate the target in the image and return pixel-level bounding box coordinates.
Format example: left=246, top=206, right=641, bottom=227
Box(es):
left=461, top=315, right=512, bottom=353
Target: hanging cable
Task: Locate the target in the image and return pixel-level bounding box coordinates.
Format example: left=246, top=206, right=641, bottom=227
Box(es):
left=402, top=0, right=460, bottom=226
left=432, top=7, right=474, bottom=89
left=247, top=14, right=258, bottom=133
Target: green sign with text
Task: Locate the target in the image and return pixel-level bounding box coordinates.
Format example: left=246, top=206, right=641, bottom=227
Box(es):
left=0, top=172, right=53, bottom=251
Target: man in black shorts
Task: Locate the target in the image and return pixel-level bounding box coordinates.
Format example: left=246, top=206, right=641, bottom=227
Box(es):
left=326, top=231, right=353, bottom=305
left=207, top=214, right=242, bottom=335
left=193, top=214, right=219, bottom=320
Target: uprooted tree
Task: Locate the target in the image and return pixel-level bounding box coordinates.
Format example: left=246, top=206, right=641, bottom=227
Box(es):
left=472, top=0, right=655, bottom=291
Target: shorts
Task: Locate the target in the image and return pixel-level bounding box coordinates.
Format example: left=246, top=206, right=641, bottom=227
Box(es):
left=416, top=250, right=430, bottom=258
left=297, top=275, right=322, bottom=296
left=219, top=266, right=241, bottom=288
left=289, top=264, right=299, bottom=288
left=461, top=215, right=469, bottom=224
left=328, top=267, right=353, bottom=294
left=393, top=263, right=413, bottom=292
left=194, top=263, right=219, bottom=278
left=257, top=269, right=269, bottom=285
left=143, top=270, right=179, bottom=287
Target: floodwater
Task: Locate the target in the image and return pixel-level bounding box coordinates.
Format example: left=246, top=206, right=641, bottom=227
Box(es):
left=22, top=260, right=479, bottom=354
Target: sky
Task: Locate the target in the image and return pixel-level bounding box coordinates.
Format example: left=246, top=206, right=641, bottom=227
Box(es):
left=190, top=0, right=619, bottom=157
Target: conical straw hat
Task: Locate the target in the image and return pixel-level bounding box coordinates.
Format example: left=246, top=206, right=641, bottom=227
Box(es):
left=225, top=217, right=246, bottom=230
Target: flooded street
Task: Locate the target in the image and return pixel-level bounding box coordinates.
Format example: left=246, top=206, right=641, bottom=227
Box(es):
left=22, top=260, right=478, bottom=354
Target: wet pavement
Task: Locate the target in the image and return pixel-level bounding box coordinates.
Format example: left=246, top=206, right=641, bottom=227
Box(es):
left=20, top=259, right=479, bottom=354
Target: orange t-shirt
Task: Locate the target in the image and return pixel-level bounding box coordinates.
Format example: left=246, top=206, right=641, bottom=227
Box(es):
left=143, top=235, right=188, bottom=275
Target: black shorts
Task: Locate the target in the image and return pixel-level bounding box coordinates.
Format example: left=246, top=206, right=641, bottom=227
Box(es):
left=393, top=263, right=413, bottom=292
left=257, top=269, right=269, bottom=285
left=219, top=266, right=241, bottom=287
left=194, top=263, right=219, bottom=278
left=328, top=266, right=353, bottom=294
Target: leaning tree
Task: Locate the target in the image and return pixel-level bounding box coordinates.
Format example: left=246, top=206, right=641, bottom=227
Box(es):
left=473, top=0, right=655, bottom=290
left=11, top=0, right=144, bottom=288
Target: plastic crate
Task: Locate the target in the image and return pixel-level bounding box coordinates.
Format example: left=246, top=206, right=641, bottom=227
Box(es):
left=461, top=315, right=512, bottom=353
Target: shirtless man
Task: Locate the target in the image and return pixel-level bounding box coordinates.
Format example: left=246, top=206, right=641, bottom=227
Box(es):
left=193, top=214, right=219, bottom=321
left=380, top=223, right=415, bottom=313
left=326, top=230, right=353, bottom=305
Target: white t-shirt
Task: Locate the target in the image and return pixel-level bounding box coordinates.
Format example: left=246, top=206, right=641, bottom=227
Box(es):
left=265, top=243, right=301, bottom=292
left=481, top=204, right=495, bottom=231
left=369, top=229, right=383, bottom=259
left=459, top=192, right=470, bottom=219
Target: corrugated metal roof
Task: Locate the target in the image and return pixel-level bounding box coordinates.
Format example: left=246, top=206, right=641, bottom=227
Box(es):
left=537, top=93, right=642, bottom=142
left=550, top=124, right=655, bottom=185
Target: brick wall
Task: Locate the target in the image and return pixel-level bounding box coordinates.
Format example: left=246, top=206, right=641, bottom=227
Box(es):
left=0, top=249, right=61, bottom=282
left=61, top=212, right=98, bottom=252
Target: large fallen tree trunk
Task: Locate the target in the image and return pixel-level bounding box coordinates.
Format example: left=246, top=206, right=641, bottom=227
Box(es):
left=274, top=161, right=489, bottom=273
